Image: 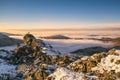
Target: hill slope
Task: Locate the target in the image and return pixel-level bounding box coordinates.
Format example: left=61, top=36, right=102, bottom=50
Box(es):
left=40, top=35, right=71, bottom=39
left=0, top=33, right=22, bottom=47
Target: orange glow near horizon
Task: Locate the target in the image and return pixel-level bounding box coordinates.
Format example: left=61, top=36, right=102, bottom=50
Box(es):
left=0, top=21, right=120, bottom=31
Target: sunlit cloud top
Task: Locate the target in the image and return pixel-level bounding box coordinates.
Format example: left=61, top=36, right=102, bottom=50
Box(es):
left=0, top=0, right=120, bottom=29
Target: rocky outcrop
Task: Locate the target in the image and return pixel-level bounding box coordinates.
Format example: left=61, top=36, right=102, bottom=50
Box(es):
left=13, top=33, right=74, bottom=80
left=68, top=49, right=120, bottom=80
left=68, top=52, right=107, bottom=73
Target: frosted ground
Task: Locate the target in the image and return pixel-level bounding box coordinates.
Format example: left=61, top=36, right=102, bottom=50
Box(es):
left=0, top=51, right=17, bottom=79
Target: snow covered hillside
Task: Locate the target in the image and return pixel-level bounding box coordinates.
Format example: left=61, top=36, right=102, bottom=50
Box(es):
left=0, top=50, right=20, bottom=80
left=0, top=33, right=119, bottom=80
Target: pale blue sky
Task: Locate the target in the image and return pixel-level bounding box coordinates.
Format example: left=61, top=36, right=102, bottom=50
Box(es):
left=0, top=0, right=120, bottom=29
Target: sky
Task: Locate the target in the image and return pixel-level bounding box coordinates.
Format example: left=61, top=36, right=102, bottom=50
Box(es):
left=0, top=0, right=120, bottom=30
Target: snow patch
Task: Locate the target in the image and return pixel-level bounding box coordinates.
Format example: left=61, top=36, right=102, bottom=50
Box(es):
left=92, top=50, right=120, bottom=73
left=0, top=51, right=17, bottom=77
left=41, top=47, right=60, bottom=56
left=0, top=52, right=8, bottom=57
left=81, top=56, right=89, bottom=60
left=48, top=67, right=98, bottom=80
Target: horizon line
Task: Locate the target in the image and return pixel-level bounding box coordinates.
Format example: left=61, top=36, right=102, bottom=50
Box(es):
left=5, top=27, right=120, bottom=31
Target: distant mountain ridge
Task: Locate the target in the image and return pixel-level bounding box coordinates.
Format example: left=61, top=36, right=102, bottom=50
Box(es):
left=40, top=35, right=71, bottom=39
left=1, top=32, right=23, bottom=36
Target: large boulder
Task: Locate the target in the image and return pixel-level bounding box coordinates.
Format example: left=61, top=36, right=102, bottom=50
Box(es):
left=23, top=33, right=40, bottom=48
